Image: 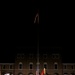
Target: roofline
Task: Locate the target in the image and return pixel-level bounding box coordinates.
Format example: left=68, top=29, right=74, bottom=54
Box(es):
left=63, top=63, right=75, bottom=65
left=0, top=63, right=14, bottom=65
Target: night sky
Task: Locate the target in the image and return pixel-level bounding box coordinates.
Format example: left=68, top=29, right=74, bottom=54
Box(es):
left=0, top=1, right=75, bottom=63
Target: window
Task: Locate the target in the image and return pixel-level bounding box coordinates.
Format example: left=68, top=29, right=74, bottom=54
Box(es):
left=53, top=55, right=55, bottom=59
left=9, top=65, right=13, bottom=69
left=44, top=63, right=47, bottom=69
left=29, top=54, right=33, bottom=59
left=54, top=73, right=59, bottom=75
left=21, top=54, right=24, bottom=59
left=56, top=55, right=59, bottom=59
left=55, top=64, right=57, bottom=69
left=54, top=62, right=58, bottom=69
left=52, top=54, right=60, bottom=59
left=29, top=63, right=33, bottom=69
left=70, top=73, right=74, bottom=75
left=17, top=54, right=20, bottom=59
left=64, top=65, right=66, bottom=69
left=43, top=54, right=47, bottom=59
left=28, top=73, right=34, bottom=75
left=19, top=62, right=23, bottom=69
left=30, top=64, right=33, bottom=69
left=64, top=73, right=68, bottom=75
left=71, top=65, right=74, bottom=69
left=2, top=65, right=6, bottom=69
left=18, top=73, right=23, bottom=75
left=44, top=64, right=47, bottom=69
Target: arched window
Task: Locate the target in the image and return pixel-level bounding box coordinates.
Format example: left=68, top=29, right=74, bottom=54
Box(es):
left=19, top=62, right=23, bottom=69
left=44, top=62, right=47, bottom=69
left=70, top=73, right=75, bottom=75
left=18, top=73, right=23, bottom=75
left=43, top=54, right=47, bottom=59
left=28, top=73, right=34, bottom=75
left=1, top=72, right=5, bottom=75
left=54, top=62, right=58, bottom=69
left=29, top=54, right=33, bottom=59
left=29, top=62, right=33, bottom=69
left=52, top=54, right=60, bottom=59
left=64, top=73, right=68, bottom=75
left=54, top=73, right=59, bottom=75
left=46, top=73, right=49, bottom=75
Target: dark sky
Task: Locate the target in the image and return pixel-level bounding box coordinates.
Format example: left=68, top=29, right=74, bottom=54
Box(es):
left=0, top=1, right=75, bottom=63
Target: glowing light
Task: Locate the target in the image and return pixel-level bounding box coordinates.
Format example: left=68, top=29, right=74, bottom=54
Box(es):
left=4, top=73, right=10, bottom=75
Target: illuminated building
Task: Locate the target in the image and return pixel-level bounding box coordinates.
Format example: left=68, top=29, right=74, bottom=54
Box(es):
left=0, top=53, right=75, bottom=75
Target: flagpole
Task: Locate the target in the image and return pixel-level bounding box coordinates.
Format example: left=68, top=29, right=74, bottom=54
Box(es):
left=34, top=9, right=39, bottom=75
left=37, top=11, right=39, bottom=75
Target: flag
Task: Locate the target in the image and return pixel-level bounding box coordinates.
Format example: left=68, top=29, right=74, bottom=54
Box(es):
left=40, top=70, right=44, bottom=75
left=40, top=68, right=46, bottom=75
left=44, top=68, right=46, bottom=74
left=34, top=13, right=39, bottom=24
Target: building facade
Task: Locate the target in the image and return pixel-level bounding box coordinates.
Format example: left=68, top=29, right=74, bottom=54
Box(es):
left=0, top=53, right=75, bottom=75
